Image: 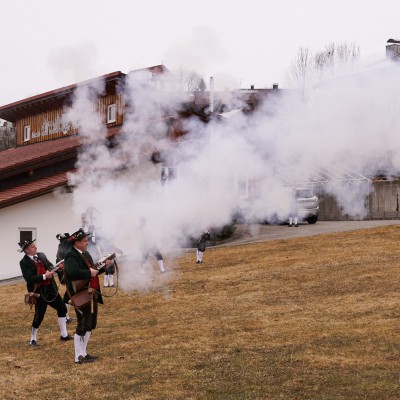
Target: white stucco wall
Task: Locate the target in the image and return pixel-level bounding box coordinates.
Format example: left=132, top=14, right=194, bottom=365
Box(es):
left=0, top=192, right=81, bottom=280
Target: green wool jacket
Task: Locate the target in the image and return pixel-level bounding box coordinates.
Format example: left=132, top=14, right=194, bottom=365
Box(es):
left=19, top=252, right=58, bottom=293
left=64, top=246, right=103, bottom=304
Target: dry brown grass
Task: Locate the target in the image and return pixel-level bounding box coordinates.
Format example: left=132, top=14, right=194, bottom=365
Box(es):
left=2, top=226, right=400, bottom=400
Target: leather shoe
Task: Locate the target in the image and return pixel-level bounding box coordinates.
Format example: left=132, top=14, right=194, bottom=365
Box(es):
left=60, top=334, right=73, bottom=341
left=29, top=340, right=38, bottom=347
left=84, top=354, right=98, bottom=361
left=75, top=355, right=94, bottom=364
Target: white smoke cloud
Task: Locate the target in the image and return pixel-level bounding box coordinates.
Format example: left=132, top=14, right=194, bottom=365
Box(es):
left=66, top=58, right=400, bottom=290
left=163, top=25, right=228, bottom=84
left=47, top=41, right=102, bottom=84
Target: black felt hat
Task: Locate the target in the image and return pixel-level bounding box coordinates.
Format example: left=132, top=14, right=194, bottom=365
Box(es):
left=18, top=239, right=36, bottom=252
left=69, top=228, right=90, bottom=242
left=56, top=233, right=70, bottom=241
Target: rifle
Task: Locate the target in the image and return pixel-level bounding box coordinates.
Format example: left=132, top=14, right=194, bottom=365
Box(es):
left=94, top=252, right=116, bottom=270
left=71, top=252, right=117, bottom=293
left=50, top=259, right=64, bottom=272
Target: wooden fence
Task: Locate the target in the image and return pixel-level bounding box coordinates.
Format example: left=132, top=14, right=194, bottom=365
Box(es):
left=318, top=180, right=400, bottom=220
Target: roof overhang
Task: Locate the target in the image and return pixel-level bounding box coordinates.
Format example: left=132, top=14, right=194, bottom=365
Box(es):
left=0, top=171, right=70, bottom=209
left=0, top=126, right=122, bottom=178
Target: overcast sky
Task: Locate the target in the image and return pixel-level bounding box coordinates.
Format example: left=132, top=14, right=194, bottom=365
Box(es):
left=0, top=0, right=399, bottom=106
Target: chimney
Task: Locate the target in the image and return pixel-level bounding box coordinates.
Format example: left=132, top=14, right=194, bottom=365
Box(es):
left=386, top=38, right=400, bottom=60
left=209, top=77, right=214, bottom=112
left=273, top=83, right=278, bottom=89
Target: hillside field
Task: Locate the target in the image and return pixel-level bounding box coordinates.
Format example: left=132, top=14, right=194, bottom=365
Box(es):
left=1, top=225, right=400, bottom=399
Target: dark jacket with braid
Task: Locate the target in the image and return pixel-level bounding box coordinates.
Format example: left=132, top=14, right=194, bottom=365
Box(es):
left=64, top=246, right=103, bottom=304
left=19, top=252, right=57, bottom=293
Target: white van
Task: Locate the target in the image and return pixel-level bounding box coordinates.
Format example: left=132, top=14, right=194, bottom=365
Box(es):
left=295, top=187, right=319, bottom=224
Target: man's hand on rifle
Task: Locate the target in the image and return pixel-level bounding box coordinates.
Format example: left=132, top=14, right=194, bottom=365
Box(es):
left=44, top=270, right=54, bottom=279
left=90, top=268, right=99, bottom=277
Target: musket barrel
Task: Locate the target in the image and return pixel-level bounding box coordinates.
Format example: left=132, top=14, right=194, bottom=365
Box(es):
left=95, top=252, right=116, bottom=269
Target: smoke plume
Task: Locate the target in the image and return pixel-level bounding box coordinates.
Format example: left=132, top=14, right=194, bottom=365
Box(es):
left=66, top=58, right=400, bottom=289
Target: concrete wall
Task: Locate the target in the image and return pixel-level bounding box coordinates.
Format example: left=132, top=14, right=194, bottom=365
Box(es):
left=0, top=192, right=81, bottom=280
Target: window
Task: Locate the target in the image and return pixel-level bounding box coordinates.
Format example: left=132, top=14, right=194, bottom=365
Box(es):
left=107, top=104, right=117, bottom=123
left=23, top=125, right=31, bottom=141
left=19, top=227, right=36, bottom=244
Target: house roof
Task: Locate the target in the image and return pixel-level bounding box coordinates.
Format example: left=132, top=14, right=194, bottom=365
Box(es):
left=0, top=66, right=170, bottom=123
left=0, top=135, right=80, bottom=178
left=0, top=126, right=122, bottom=207
left=0, top=126, right=121, bottom=178
left=129, top=64, right=172, bottom=76
left=0, top=71, right=125, bottom=123
left=0, top=171, right=70, bottom=209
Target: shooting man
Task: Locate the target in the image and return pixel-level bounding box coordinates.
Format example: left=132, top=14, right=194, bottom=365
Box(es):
left=64, top=228, right=110, bottom=364
left=19, top=239, right=72, bottom=347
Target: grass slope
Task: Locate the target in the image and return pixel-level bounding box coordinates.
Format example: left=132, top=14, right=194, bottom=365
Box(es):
left=1, top=226, right=400, bottom=400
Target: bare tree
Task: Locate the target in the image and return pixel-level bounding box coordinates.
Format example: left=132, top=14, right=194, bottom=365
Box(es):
left=314, top=42, right=360, bottom=80
left=288, top=42, right=360, bottom=98
left=337, top=42, right=360, bottom=65
left=175, top=68, right=206, bottom=93
left=315, top=43, right=335, bottom=80
left=198, top=78, right=206, bottom=92
left=288, top=47, right=313, bottom=100
left=0, top=121, right=16, bottom=151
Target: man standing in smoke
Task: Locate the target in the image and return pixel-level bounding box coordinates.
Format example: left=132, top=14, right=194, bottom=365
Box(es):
left=91, top=227, right=123, bottom=288
left=81, top=215, right=98, bottom=256
left=196, top=230, right=211, bottom=264
left=138, top=217, right=166, bottom=273
left=288, top=187, right=299, bottom=227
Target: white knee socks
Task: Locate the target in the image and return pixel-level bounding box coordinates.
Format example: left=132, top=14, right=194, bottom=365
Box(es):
left=66, top=303, right=71, bottom=320
left=83, top=331, right=91, bottom=357
left=58, top=317, right=68, bottom=337
left=31, top=327, right=38, bottom=341
left=158, top=260, right=165, bottom=273
left=74, top=333, right=85, bottom=362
